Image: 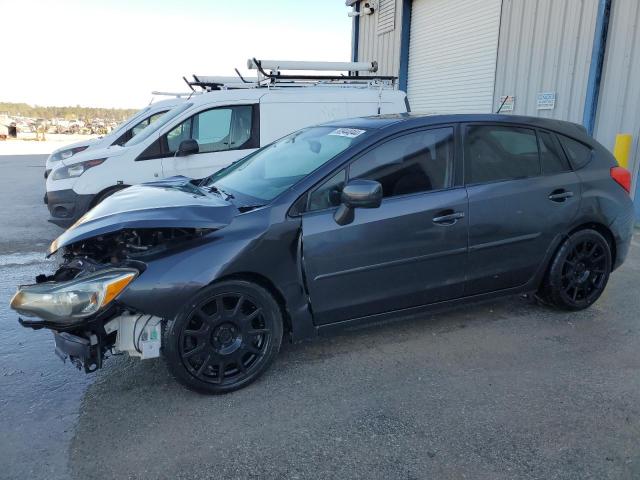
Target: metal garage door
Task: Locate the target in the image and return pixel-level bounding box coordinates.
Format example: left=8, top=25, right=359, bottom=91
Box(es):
left=407, top=0, right=502, bottom=113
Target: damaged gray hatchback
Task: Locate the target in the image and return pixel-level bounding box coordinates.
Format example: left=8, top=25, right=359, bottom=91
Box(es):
left=11, top=114, right=635, bottom=393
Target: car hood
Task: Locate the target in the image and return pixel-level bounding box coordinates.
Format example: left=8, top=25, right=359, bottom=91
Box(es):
left=50, top=177, right=236, bottom=254
left=61, top=144, right=126, bottom=166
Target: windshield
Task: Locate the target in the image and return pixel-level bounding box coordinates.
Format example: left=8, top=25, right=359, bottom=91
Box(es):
left=206, top=126, right=367, bottom=203
left=110, top=106, right=151, bottom=136
left=125, top=102, right=193, bottom=147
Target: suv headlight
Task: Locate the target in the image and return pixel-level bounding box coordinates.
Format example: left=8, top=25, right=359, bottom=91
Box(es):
left=50, top=145, right=89, bottom=162
left=51, top=158, right=106, bottom=180
left=10, top=268, right=138, bottom=323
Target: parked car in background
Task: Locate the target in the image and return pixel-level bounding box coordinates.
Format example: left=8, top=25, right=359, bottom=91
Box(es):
left=44, top=97, right=187, bottom=178
left=12, top=114, right=634, bottom=393
left=44, top=85, right=408, bottom=227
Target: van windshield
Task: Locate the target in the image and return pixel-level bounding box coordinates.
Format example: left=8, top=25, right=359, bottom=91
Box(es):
left=110, top=106, right=151, bottom=136
left=205, top=126, right=367, bottom=203
left=125, top=102, right=193, bottom=147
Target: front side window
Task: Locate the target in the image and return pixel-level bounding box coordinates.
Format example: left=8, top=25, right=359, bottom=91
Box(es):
left=166, top=119, right=192, bottom=153
left=558, top=134, right=592, bottom=169
left=539, top=131, right=571, bottom=174
left=206, top=126, right=366, bottom=203
left=349, top=127, right=454, bottom=198
left=465, top=125, right=540, bottom=184
left=307, top=169, right=346, bottom=211
left=165, top=105, right=255, bottom=155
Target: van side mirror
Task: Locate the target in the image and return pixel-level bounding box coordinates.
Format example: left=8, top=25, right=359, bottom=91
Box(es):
left=333, top=179, right=383, bottom=226
left=176, top=139, right=199, bottom=156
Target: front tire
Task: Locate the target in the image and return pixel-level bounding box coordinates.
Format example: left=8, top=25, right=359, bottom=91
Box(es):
left=163, top=280, right=283, bottom=394
left=539, top=229, right=612, bottom=311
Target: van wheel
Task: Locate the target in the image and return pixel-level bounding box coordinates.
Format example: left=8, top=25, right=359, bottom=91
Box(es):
left=539, top=229, right=612, bottom=311
left=163, top=280, right=283, bottom=394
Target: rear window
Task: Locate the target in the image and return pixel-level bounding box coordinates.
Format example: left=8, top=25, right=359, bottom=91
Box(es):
left=558, top=135, right=592, bottom=169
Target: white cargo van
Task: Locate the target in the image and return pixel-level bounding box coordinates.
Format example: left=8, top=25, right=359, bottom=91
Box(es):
left=44, top=95, right=188, bottom=178
left=45, top=60, right=408, bottom=226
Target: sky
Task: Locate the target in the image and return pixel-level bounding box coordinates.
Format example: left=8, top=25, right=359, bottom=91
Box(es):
left=0, top=0, right=353, bottom=109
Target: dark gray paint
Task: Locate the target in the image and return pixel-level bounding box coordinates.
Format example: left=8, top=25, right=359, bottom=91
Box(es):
left=51, top=177, right=235, bottom=252
left=28, top=114, right=637, bottom=344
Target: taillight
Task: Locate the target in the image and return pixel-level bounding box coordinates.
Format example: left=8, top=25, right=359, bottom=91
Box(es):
left=610, top=166, right=631, bottom=194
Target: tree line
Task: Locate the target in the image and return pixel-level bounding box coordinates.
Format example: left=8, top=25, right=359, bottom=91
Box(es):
left=0, top=102, right=139, bottom=122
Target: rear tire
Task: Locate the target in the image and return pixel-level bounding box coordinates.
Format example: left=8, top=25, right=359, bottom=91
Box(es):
left=539, top=229, right=612, bottom=311
left=163, top=280, right=283, bottom=394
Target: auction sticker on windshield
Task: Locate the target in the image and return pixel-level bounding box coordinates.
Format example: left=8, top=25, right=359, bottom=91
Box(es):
left=329, top=128, right=366, bottom=138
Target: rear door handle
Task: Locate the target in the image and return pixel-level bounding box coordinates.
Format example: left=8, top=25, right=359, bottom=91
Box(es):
left=548, top=189, right=574, bottom=202
left=433, top=211, right=465, bottom=225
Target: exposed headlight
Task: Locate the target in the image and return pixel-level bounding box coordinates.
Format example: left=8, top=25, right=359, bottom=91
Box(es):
left=51, top=158, right=106, bottom=180
left=10, top=268, right=138, bottom=323
left=49, top=145, right=89, bottom=162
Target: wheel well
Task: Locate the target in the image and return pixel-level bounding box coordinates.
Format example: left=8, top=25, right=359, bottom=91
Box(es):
left=90, top=184, right=129, bottom=208
left=568, top=222, right=617, bottom=264
left=539, top=222, right=617, bottom=290
left=213, top=272, right=292, bottom=335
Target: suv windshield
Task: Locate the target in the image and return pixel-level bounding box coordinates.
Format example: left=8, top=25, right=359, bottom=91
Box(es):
left=206, top=126, right=367, bottom=203
left=125, top=102, right=193, bottom=147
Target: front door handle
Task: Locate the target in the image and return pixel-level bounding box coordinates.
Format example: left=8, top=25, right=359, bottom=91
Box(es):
left=433, top=210, right=465, bottom=225
left=548, top=189, right=574, bottom=202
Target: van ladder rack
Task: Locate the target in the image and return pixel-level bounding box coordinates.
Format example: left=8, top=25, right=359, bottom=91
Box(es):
left=249, top=58, right=396, bottom=84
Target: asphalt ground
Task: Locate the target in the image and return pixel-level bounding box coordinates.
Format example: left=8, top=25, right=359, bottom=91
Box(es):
left=0, top=153, right=639, bottom=479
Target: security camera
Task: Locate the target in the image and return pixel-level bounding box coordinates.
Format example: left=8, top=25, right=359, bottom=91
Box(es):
left=348, top=2, right=375, bottom=17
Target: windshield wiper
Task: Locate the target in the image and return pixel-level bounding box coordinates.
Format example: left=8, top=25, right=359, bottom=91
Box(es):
left=205, top=184, right=234, bottom=201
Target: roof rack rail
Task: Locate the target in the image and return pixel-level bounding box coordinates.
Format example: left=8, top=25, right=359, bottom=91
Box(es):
left=184, top=58, right=397, bottom=92
left=150, top=91, right=196, bottom=98
left=247, top=58, right=397, bottom=85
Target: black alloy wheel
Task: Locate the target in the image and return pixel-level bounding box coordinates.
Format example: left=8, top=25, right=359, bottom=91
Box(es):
left=540, top=229, right=612, bottom=311
left=163, top=280, right=283, bottom=394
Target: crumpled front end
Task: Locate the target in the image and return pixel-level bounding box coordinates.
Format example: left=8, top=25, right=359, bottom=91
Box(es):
left=11, top=226, right=213, bottom=372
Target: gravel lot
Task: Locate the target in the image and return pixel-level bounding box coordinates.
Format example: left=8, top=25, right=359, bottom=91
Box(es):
left=0, top=153, right=639, bottom=479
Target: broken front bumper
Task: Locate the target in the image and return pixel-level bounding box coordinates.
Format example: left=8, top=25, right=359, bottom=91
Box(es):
left=53, top=331, right=103, bottom=372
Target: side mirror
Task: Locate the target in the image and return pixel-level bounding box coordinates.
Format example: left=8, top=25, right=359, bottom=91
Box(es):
left=334, top=179, right=382, bottom=226
left=176, top=139, right=199, bottom=157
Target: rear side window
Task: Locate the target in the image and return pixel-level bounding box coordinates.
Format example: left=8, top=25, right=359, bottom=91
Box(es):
left=349, top=127, right=454, bottom=198
left=558, top=135, right=592, bottom=169
left=539, top=131, right=571, bottom=174
left=465, top=125, right=540, bottom=184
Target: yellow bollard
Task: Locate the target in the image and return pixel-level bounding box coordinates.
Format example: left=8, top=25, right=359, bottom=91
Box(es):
left=613, top=133, right=632, bottom=168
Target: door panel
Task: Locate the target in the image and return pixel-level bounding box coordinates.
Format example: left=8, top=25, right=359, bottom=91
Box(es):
left=163, top=149, right=254, bottom=180
left=162, top=104, right=257, bottom=180
left=463, top=123, right=582, bottom=294
left=302, top=188, right=469, bottom=325
left=466, top=171, right=581, bottom=294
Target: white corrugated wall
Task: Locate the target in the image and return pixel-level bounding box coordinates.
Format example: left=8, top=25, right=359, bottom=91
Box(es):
left=356, top=0, right=404, bottom=77
left=594, top=0, right=640, bottom=196
left=493, top=0, right=598, bottom=122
